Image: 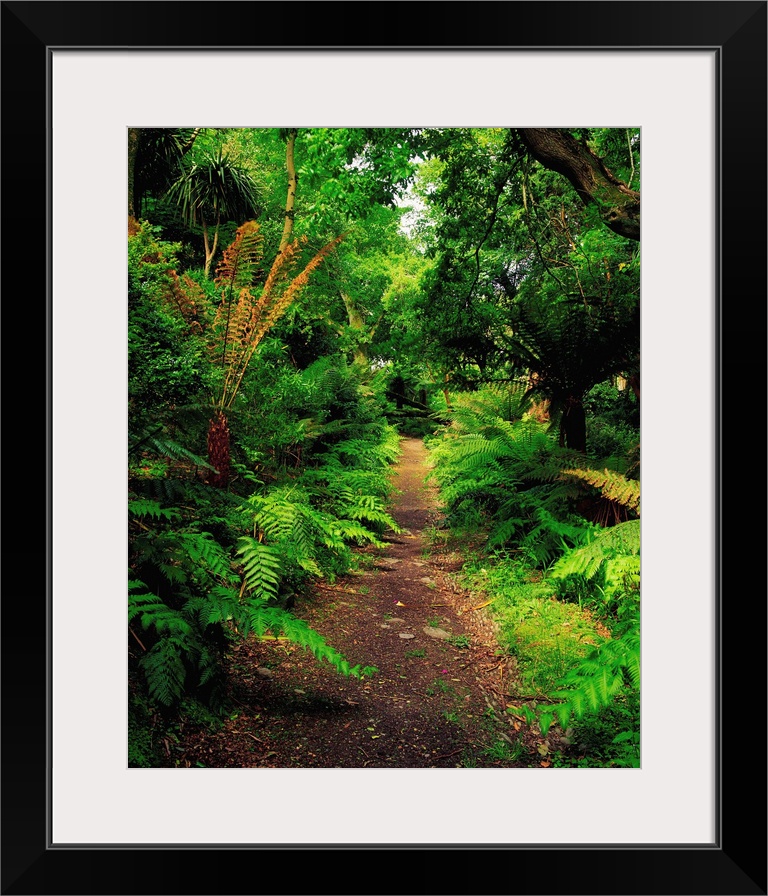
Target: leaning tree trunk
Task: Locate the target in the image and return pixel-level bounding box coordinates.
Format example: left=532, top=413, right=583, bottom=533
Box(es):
left=517, top=128, right=640, bottom=241
left=560, top=395, right=587, bottom=454
left=207, top=409, right=231, bottom=488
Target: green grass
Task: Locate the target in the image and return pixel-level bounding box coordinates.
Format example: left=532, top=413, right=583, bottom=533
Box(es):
left=482, top=738, right=525, bottom=763
left=461, top=557, right=607, bottom=695
left=448, top=634, right=471, bottom=649
left=425, top=678, right=454, bottom=696
left=456, top=552, right=638, bottom=766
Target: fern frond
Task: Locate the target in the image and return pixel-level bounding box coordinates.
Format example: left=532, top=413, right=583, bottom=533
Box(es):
left=330, top=519, right=388, bottom=548
left=129, top=593, right=193, bottom=638
left=165, top=270, right=207, bottom=329
left=562, top=467, right=640, bottom=514
left=139, top=638, right=189, bottom=706
left=186, top=585, right=241, bottom=626
left=213, top=220, right=264, bottom=295
left=236, top=537, right=282, bottom=600
left=128, top=499, right=181, bottom=522
left=129, top=432, right=217, bottom=472
left=178, top=531, right=238, bottom=582
left=537, top=623, right=640, bottom=736
left=243, top=604, right=376, bottom=679
left=549, top=519, right=640, bottom=581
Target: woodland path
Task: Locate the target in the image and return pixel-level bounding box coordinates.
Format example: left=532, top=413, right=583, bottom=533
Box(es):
left=175, top=437, right=535, bottom=769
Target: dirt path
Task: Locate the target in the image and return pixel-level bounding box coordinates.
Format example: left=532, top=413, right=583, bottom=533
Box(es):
left=176, top=437, right=530, bottom=768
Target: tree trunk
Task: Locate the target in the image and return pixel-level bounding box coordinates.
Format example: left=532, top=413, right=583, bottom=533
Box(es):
left=278, top=129, right=298, bottom=254
left=207, top=409, right=231, bottom=488
left=202, top=213, right=220, bottom=279
left=340, top=290, right=372, bottom=367
left=517, top=128, right=640, bottom=241
left=560, top=395, right=587, bottom=453
left=128, top=127, right=142, bottom=222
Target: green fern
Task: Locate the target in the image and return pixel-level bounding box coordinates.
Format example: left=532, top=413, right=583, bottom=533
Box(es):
left=128, top=499, right=181, bottom=522
left=549, top=519, right=640, bottom=581
left=185, top=585, right=240, bottom=626
left=179, top=531, right=239, bottom=581
left=562, top=466, right=640, bottom=514
left=129, top=429, right=216, bottom=471
left=243, top=605, right=377, bottom=679
left=236, top=537, right=282, bottom=600
left=129, top=587, right=193, bottom=638
left=140, top=637, right=189, bottom=707
left=539, top=623, right=640, bottom=735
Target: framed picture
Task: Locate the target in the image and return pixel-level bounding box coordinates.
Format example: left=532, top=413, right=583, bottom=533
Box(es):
left=4, top=2, right=765, bottom=893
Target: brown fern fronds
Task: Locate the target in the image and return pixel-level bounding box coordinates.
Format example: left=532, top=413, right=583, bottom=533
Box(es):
left=223, top=235, right=344, bottom=407
left=259, top=236, right=305, bottom=300
left=164, top=270, right=207, bottom=330
left=211, top=287, right=258, bottom=372
left=214, top=221, right=264, bottom=294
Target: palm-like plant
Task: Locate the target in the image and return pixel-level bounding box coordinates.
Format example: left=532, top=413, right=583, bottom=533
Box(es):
left=129, top=127, right=200, bottom=220
left=165, top=147, right=261, bottom=277
left=504, top=295, right=639, bottom=453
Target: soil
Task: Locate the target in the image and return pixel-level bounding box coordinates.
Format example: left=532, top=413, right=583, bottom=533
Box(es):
left=173, top=437, right=545, bottom=769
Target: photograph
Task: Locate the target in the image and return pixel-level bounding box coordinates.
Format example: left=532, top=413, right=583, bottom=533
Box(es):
left=127, top=124, right=643, bottom=773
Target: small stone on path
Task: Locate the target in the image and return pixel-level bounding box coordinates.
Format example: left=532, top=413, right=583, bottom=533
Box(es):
left=398, top=632, right=416, bottom=640
left=423, top=627, right=451, bottom=640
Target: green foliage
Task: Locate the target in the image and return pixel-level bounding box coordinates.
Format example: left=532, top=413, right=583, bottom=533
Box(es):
left=128, top=127, right=642, bottom=767
left=236, top=538, right=282, bottom=599
left=448, top=634, right=471, bottom=649
left=128, top=224, right=210, bottom=429
left=430, top=378, right=641, bottom=766
left=527, top=620, right=640, bottom=740
left=165, top=145, right=260, bottom=229
left=548, top=520, right=640, bottom=628
left=427, top=387, right=594, bottom=563
left=128, top=390, right=400, bottom=716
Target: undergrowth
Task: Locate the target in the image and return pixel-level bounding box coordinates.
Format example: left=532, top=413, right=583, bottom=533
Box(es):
left=425, top=382, right=640, bottom=768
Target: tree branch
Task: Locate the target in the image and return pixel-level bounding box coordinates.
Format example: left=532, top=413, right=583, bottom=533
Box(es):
left=516, top=128, right=640, bottom=241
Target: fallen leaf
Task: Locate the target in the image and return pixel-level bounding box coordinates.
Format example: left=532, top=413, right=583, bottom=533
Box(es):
left=395, top=601, right=407, bottom=607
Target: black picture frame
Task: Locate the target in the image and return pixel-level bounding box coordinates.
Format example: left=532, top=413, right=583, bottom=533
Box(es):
left=3, top=2, right=765, bottom=894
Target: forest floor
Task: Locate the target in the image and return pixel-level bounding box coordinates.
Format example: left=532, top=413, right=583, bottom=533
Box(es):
left=173, top=437, right=549, bottom=769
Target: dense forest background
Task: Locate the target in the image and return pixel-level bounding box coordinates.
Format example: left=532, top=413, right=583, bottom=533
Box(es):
left=128, top=126, right=641, bottom=768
